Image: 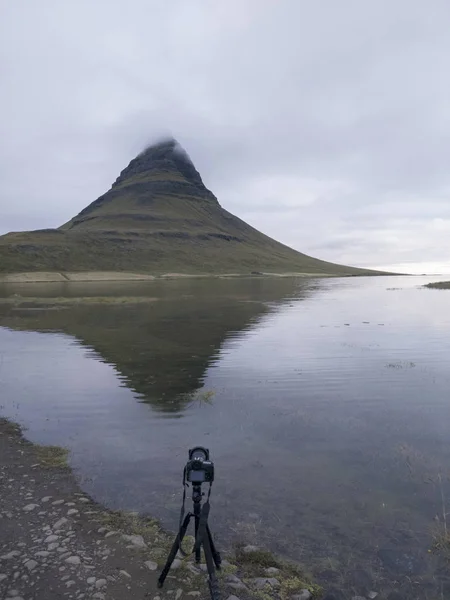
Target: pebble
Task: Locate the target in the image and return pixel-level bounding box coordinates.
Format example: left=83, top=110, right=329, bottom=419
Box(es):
left=119, top=570, right=131, bottom=578
left=265, top=567, right=280, bottom=575
left=145, top=560, right=158, bottom=571
left=23, top=503, right=39, bottom=512
left=368, top=594, right=378, bottom=600
left=65, top=556, right=81, bottom=565
left=1, top=551, right=21, bottom=560
left=225, top=575, right=244, bottom=585
left=52, top=500, right=65, bottom=506
left=48, top=543, right=59, bottom=551
left=92, top=593, right=105, bottom=600
left=171, top=558, right=182, bottom=570
left=228, top=583, right=248, bottom=591
left=35, top=551, right=50, bottom=558
left=45, top=534, right=59, bottom=543
left=175, top=589, right=183, bottom=600
left=187, top=594, right=201, bottom=598
left=53, top=517, right=69, bottom=529
left=87, top=577, right=96, bottom=584
left=67, top=508, right=79, bottom=516
left=66, top=580, right=76, bottom=588
left=226, top=596, right=241, bottom=600
left=292, top=591, right=312, bottom=600
left=0, top=574, right=7, bottom=583
left=251, top=577, right=280, bottom=590
left=186, top=563, right=201, bottom=575
left=242, top=545, right=259, bottom=554
left=104, top=531, right=119, bottom=538
left=121, top=534, right=147, bottom=549
left=7, top=590, right=21, bottom=597
left=24, top=560, right=38, bottom=571
left=41, top=496, right=52, bottom=502
left=95, top=579, right=107, bottom=589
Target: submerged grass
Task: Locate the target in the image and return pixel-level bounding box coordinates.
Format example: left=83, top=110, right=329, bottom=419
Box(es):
left=185, top=389, right=216, bottom=408
left=96, top=509, right=188, bottom=563
left=234, top=546, right=321, bottom=599
left=432, top=473, right=450, bottom=560
left=34, top=444, right=69, bottom=468
left=0, top=419, right=69, bottom=469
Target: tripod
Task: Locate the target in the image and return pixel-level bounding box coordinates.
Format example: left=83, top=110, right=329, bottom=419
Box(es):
left=158, top=482, right=222, bottom=600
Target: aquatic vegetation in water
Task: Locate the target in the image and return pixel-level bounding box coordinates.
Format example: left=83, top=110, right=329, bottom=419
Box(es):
left=35, top=444, right=69, bottom=468
left=432, top=474, right=450, bottom=559
left=185, top=389, right=216, bottom=408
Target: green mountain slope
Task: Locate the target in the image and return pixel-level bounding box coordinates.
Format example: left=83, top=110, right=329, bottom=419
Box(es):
left=0, top=139, right=381, bottom=275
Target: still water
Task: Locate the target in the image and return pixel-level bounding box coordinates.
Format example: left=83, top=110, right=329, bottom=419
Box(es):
left=1, top=276, right=449, bottom=598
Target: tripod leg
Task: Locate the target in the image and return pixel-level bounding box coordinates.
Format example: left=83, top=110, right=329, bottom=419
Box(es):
left=206, top=524, right=221, bottom=569
left=158, top=513, right=191, bottom=588
left=202, top=534, right=221, bottom=600
left=194, top=513, right=201, bottom=563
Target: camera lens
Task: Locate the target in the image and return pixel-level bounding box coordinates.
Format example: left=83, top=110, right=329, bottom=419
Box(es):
left=190, top=447, right=207, bottom=461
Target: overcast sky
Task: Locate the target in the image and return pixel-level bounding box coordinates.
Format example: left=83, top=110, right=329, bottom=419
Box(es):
left=1, top=1, right=450, bottom=273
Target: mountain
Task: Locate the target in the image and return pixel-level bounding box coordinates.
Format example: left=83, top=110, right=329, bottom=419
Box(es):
left=0, top=138, right=379, bottom=276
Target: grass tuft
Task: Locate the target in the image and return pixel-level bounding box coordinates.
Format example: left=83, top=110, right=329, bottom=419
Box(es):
left=35, top=444, right=69, bottom=468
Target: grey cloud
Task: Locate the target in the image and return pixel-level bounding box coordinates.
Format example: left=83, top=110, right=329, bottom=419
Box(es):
left=1, top=0, right=450, bottom=272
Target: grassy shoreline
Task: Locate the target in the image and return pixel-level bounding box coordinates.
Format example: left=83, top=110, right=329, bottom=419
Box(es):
left=0, top=270, right=382, bottom=284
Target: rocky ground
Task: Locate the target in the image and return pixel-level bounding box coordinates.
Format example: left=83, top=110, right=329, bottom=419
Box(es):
left=0, top=419, right=315, bottom=600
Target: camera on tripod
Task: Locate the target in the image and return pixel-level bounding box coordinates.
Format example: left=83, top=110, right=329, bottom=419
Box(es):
left=186, top=446, right=214, bottom=484
left=158, top=446, right=221, bottom=600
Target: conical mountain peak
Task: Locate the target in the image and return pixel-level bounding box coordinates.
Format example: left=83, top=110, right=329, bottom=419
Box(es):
left=112, top=138, right=207, bottom=191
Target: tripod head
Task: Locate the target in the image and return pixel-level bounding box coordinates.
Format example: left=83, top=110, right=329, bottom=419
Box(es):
left=191, top=483, right=203, bottom=508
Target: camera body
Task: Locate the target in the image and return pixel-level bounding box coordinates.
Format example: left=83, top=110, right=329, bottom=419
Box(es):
left=186, top=446, right=214, bottom=484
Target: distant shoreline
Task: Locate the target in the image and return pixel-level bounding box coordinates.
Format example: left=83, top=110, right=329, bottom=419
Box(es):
left=0, top=270, right=373, bottom=284
left=424, top=280, right=450, bottom=289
